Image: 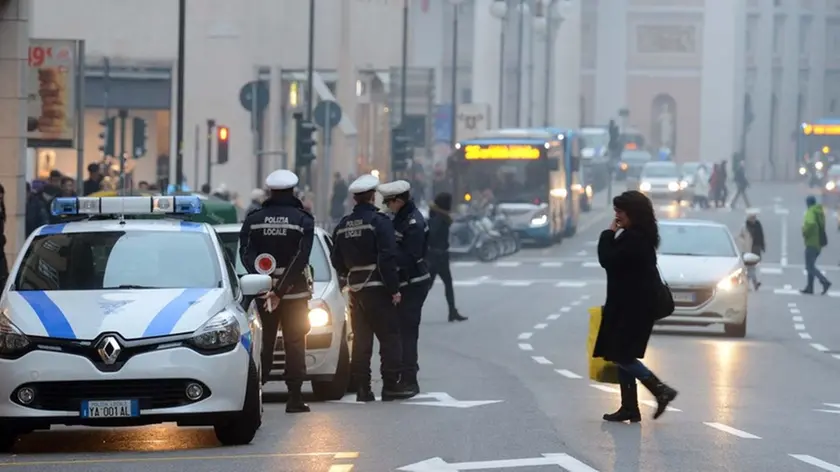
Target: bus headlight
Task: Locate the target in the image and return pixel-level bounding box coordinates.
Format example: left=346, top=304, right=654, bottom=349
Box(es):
left=667, top=182, right=680, bottom=192
left=639, top=182, right=651, bottom=191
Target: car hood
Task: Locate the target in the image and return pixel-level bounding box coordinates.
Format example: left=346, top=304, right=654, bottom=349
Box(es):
left=5, top=288, right=229, bottom=340
left=313, top=281, right=329, bottom=300
left=642, top=176, right=679, bottom=184
left=658, top=255, right=740, bottom=286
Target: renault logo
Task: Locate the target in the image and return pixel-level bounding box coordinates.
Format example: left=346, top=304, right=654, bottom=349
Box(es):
left=96, top=336, right=121, bottom=365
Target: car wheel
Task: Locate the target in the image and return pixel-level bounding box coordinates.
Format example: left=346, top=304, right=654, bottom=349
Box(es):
left=724, top=316, right=747, bottom=338
left=312, top=335, right=352, bottom=401
left=214, top=359, right=262, bottom=446
left=477, top=242, right=497, bottom=262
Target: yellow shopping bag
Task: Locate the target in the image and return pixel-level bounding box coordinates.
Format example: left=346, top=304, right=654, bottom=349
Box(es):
left=587, top=306, right=621, bottom=384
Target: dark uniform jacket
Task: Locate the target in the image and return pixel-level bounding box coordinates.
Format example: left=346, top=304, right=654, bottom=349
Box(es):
left=238, top=194, right=314, bottom=300
left=427, top=204, right=452, bottom=258
left=330, top=202, right=400, bottom=294
left=391, top=200, right=430, bottom=287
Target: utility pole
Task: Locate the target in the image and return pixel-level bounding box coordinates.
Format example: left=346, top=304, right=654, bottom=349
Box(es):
left=118, top=109, right=128, bottom=191
left=206, top=119, right=215, bottom=186
left=515, top=0, right=525, bottom=127
left=305, top=0, right=315, bottom=187
left=450, top=3, right=459, bottom=148
left=175, top=0, right=186, bottom=189
left=400, top=0, right=409, bottom=126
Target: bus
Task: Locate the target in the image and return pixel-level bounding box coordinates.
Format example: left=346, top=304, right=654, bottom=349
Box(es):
left=798, top=119, right=840, bottom=177
left=451, top=128, right=581, bottom=246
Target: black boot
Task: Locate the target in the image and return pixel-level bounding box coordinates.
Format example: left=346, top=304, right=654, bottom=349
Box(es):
left=400, top=373, right=420, bottom=396
left=603, top=382, right=642, bottom=423
left=639, top=374, right=677, bottom=419
left=355, top=384, right=375, bottom=403
left=285, top=383, right=311, bottom=413
left=448, top=310, right=468, bottom=322
left=381, top=381, right=417, bottom=401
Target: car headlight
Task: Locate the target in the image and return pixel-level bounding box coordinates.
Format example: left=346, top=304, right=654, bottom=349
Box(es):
left=716, top=268, right=745, bottom=291
left=530, top=213, right=548, bottom=226
left=668, top=181, right=680, bottom=192
left=799, top=166, right=808, bottom=175
left=308, top=300, right=331, bottom=328
left=620, top=162, right=628, bottom=170
left=189, top=311, right=241, bottom=351
left=639, top=182, right=651, bottom=191
left=816, top=161, right=824, bottom=170
left=679, top=180, right=688, bottom=189
left=585, top=185, right=593, bottom=197
left=0, top=312, right=30, bottom=358
left=827, top=181, right=836, bottom=191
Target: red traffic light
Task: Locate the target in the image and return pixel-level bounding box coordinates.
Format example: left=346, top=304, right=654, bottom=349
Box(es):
left=217, top=127, right=229, bottom=141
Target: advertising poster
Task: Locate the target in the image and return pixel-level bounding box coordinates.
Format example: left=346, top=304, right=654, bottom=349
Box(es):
left=27, top=39, right=77, bottom=148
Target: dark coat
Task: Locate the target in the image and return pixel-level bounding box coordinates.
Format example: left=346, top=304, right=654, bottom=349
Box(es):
left=592, top=228, right=660, bottom=362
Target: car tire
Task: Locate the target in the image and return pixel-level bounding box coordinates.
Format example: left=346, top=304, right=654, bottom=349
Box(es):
left=724, top=316, right=747, bottom=338
left=312, top=335, right=352, bottom=401
left=477, top=242, right=497, bottom=262
left=214, top=359, right=262, bottom=446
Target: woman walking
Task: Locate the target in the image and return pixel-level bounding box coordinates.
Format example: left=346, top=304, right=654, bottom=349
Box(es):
left=596, top=190, right=678, bottom=422
left=427, top=192, right=467, bottom=322
left=737, top=208, right=765, bottom=290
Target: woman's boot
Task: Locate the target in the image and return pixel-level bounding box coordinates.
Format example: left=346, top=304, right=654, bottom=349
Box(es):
left=640, top=374, right=678, bottom=419
left=603, top=382, right=641, bottom=423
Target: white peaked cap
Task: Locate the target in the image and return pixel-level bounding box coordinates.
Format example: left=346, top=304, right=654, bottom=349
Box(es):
left=264, top=169, right=299, bottom=190
left=746, top=207, right=760, bottom=216
left=377, top=180, right=411, bottom=198
left=348, top=174, right=380, bottom=194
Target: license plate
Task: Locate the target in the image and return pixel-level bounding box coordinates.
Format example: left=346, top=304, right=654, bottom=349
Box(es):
left=672, top=292, right=695, bottom=303
left=80, top=400, right=139, bottom=418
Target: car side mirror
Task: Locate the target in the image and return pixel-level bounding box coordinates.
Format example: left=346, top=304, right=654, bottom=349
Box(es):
left=742, top=252, right=760, bottom=266
left=240, top=274, right=273, bottom=296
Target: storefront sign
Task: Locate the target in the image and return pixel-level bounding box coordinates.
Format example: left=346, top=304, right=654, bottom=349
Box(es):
left=27, top=39, right=78, bottom=148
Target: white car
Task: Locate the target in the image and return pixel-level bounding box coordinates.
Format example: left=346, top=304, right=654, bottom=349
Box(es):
left=0, top=196, right=274, bottom=452
left=213, top=224, right=352, bottom=401
left=656, top=220, right=759, bottom=338
left=638, top=161, right=685, bottom=201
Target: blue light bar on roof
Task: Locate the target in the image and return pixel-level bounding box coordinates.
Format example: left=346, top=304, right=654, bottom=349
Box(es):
left=51, top=196, right=203, bottom=216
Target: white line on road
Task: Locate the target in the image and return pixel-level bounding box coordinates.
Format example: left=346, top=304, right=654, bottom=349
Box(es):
left=555, top=369, right=582, bottom=379
left=581, top=261, right=601, bottom=268
left=760, top=267, right=784, bottom=274
left=570, top=301, right=581, bottom=306
left=800, top=333, right=813, bottom=339
left=576, top=250, right=588, bottom=256
left=532, top=356, right=553, bottom=365
left=517, top=332, right=533, bottom=340
left=790, top=308, right=801, bottom=314
left=452, top=280, right=482, bottom=286
left=780, top=215, right=788, bottom=266
left=534, top=323, right=548, bottom=330
left=546, top=314, right=561, bottom=320
left=789, top=454, right=840, bottom=471
left=703, top=422, right=762, bottom=439
left=452, top=261, right=477, bottom=268
left=560, top=306, right=572, bottom=312
left=518, top=343, right=533, bottom=351
left=556, top=281, right=588, bottom=288
left=539, top=262, right=565, bottom=267
left=793, top=316, right=804, bottom=322
left=774, top=288, right=800, bottom=295
left=502, top=280, right=533, bottom=287
left=788, top=302, right=797, bottom=307
left=811, top=343, right=830, bottom=352
left=794, top=324, right=806, bottom=330
left=589, top=384, right=620, bottom=394
left=495, top=261, right=521, bottom=267
left=833, top=354, right=840, bottom=360
left=639, top=399, right=682, bottom=412
left=580, top=295, right=591, bottom=300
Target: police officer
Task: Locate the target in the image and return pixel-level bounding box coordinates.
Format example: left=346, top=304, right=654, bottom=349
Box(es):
left=330, top=174, right=415, bottom=402
left=378, top=180, right=431, bottom=395
left=239, top=169, right=313, bottom=414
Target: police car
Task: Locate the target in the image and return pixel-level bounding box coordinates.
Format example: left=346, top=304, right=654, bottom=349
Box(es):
left=213, top=224, right=353, bottom=401
left=0, top=196, right=273, bottom=451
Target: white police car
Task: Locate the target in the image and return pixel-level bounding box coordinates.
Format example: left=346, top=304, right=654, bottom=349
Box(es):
left=0, top=196, right=273, bottom=451
left=213, top=224, right=353, bottom=401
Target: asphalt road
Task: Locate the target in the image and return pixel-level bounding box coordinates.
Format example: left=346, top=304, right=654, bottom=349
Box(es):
left=3, top=182, right=840, bottom=471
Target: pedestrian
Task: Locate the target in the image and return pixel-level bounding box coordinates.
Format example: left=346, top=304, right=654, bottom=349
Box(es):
left=246, top=188, right=265, bottom=215
left=378, top=180, right=432, bottom=395
left=693, top=165, right=710, bottom=209
left=82, top=163, right=103, bottom=196
left=729, top=160, right=751, bottom=208
left=596, top=190, right=678, bottom=422
left=331, top=172, right=348, bottom=223
left=239, top=169, right=314, bottom=413
left=737, top=208, right=765, bottom=290
left=427, top=192, right=467, bottom=322
left=801, top=195, right=832, bottom=294
left=718, top=160, right=729, bottom=206
left=330, top=174, right=416, bottom=402
left=0, top=184, right=8, bottom=287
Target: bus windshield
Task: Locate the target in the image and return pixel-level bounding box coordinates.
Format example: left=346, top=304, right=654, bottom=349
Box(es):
left=579, top=129, right=608, bottom=150
left=461, top=159, right=550, bottom=204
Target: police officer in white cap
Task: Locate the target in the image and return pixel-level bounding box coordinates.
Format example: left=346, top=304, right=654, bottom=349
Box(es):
left=330, top=174, right=416, bottom=402
left=378, top=179, right=431, bottom=395
left=239, top=169, right=314, bottom=413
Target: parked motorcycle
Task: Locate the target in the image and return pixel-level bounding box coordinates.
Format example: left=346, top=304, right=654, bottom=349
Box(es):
left=449, top=214, right=504, bottom=262
left=490, top=211, right=521, bottom=256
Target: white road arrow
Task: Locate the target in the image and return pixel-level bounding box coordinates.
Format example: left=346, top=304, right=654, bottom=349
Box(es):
left=329, top=392, right=503, bottom=409
left=814, top=403, right=840, bottom=413
left=397, top=453, right=599, bottom=471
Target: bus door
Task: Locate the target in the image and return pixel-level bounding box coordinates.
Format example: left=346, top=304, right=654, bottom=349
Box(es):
left=547, top=142, right=566, bottom=238
left=566, top=134, right=582, bottom=233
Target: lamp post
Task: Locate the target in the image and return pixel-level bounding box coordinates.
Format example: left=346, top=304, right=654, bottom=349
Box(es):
left=533, top=0, right=565, bottom=127
left=449, top=0, right=467, bottom=147
left=174, top=0, right=186, bottom=189
left=514, top=0, right=527, bottom=127
left=489, top=0, right=508, bottom=128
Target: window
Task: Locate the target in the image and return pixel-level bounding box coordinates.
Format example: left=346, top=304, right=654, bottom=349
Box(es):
left=14, top=231, right=222, bottom=291
left=659, top=225, right=737, bottom=258
left=773, top=16, right=785, bottom=55
left=800, top=17, right=812, bottom=55
left=746, top=16, right=759, bottom=53
left=216, top=231, right=332, bottom=282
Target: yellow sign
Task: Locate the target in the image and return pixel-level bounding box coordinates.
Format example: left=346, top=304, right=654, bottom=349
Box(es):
left=803, top=124, right=840, bottom=135
left=463, top=144, right=541, bottom=160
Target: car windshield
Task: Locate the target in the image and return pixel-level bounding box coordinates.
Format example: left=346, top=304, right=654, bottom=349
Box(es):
left=622, top=151, right=652, bottom=163
left=642, top=163, right=679, bottom=178
left=681, top=163, right=701, bottom=175
left=828, top=166, right=840, bottom=177
left=659, top=224, right=737, bottom=257
left=580, top=130, right=608, bottom=150
left=14, top=231, right=222, bottom=291
left=216, top=230, right=331, bottom=282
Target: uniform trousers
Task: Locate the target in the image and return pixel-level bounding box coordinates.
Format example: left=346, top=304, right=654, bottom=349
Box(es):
left=399, top=281, right=431, bottom=382
left=349, top=288, right=403, bottom=386
left=257, top=297, right=311, bottom=387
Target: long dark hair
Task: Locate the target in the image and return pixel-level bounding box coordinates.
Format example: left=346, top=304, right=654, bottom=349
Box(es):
left=613, top=190, right=659, bottom=248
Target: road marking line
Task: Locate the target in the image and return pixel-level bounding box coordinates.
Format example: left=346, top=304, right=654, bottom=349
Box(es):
left=794, top=324, right=806, bottom=330
left=800, top=333, right=813, bottom=339
left=833, top=354, right=840, bottom=360
left=780, top=214, right=788, bottom=266
left=534, top=323, right=548, bottom=330
left=789, top=454, right=840, bottom=471
left=570, top=301, right=581, bottom=306
left=496, top=261, right=521, bottom=267
left=790, top=308, right=801, bottom=314
left=518, top=343, right=533, bottom=351
left=518, top=332, right=533, bottom=340
left=639, top=399, right=682, bottom=412
left=452, top=280, right=482, bottom=286
left=576, top=250, right=588, bottom=256
left=774, top=288, right=800, bottom=295
left=793, top=316, right=803, bottom=322
left=811, top=343, right=830, bottom=352
left=788, top=302, right=797, bottom=307
left=580, top=295, right=591, bottom=300
left=532, top=356, right=553, bottom=365
left=760, top=267, right=784, bottom=274
left=0, top=452, right=362, bottom=467
left=560, top=306, right=572, bottom=312
left=328, top=466, right=354, bottom=472
left=546, top=314, right=561, bottom=320
left=703, top=422, right=762, bottom=439
left=334, top=453, right=360, bottom=459
left=589, top=384, right=620, bottom=394
left=829, top=291, right=840, bottom=298
left=556, top=281, right=588, bottom=287
left=555, top=369, right=582, bottom=379
left=540, top=262, right=565, bottom=267
left=452, top=261, right=477, bottom=268
left=581, top=261, right=601, bottom=268
left=502, top=280, right=533, bottom=286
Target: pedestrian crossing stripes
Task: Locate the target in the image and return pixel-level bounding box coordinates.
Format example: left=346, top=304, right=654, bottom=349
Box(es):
left=451, top=259, right=839, bottom=275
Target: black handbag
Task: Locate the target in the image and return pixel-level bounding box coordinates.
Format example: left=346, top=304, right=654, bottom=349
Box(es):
left=654, top=265, right=675, bottom=321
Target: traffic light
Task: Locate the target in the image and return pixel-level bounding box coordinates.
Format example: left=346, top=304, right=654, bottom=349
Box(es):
left=294, top=112, right=317, bottom=167
left=391, top=126, right=413, bottom=172
left=131, top=117, right=148, bottom=158
left=217, top=126, right=230, bottom=164
left=98, top=116, right=116, bottom=157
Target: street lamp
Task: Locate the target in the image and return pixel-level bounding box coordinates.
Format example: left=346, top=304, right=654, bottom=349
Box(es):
left=449, top=0, right=467, bottom=147
left=489, top=0, right=508, bottom=128
left=534, top=0, right=566, bottom=127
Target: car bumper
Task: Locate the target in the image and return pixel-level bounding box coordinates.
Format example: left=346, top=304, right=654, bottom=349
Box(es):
left=640, top=189, right=682, bottom=200
left=270, top=325, right=343, bottom=382
left=0, top=345, right=249, bottom=422
left=514, top=225, right=551, bottom=242
left=657, top=285, right=747, bottom=327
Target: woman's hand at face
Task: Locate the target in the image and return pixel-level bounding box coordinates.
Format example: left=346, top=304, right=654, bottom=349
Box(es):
left=609, top=219, right=619, bottom=232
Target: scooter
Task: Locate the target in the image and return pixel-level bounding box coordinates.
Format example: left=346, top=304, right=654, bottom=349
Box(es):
left=449, top=214, right=503, bottom=262
left=491, top=212, right=521, bottom=256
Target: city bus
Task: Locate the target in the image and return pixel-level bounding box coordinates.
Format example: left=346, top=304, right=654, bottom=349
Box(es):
left=798, top=119, right=840, bottom=178
left=450, top=128, right=581, bottom=246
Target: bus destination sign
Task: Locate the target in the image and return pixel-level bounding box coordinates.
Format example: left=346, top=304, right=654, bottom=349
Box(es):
left=463, top=144, right=541, bottom=160
left=802, top=124, right=840, bottom=136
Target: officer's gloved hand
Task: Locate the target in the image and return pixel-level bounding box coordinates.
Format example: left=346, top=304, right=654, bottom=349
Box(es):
left=338, top=276, right=348, bottom=290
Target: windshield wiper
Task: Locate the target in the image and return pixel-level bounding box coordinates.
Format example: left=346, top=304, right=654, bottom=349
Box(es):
left=107, top=284, right=161, bottom=289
